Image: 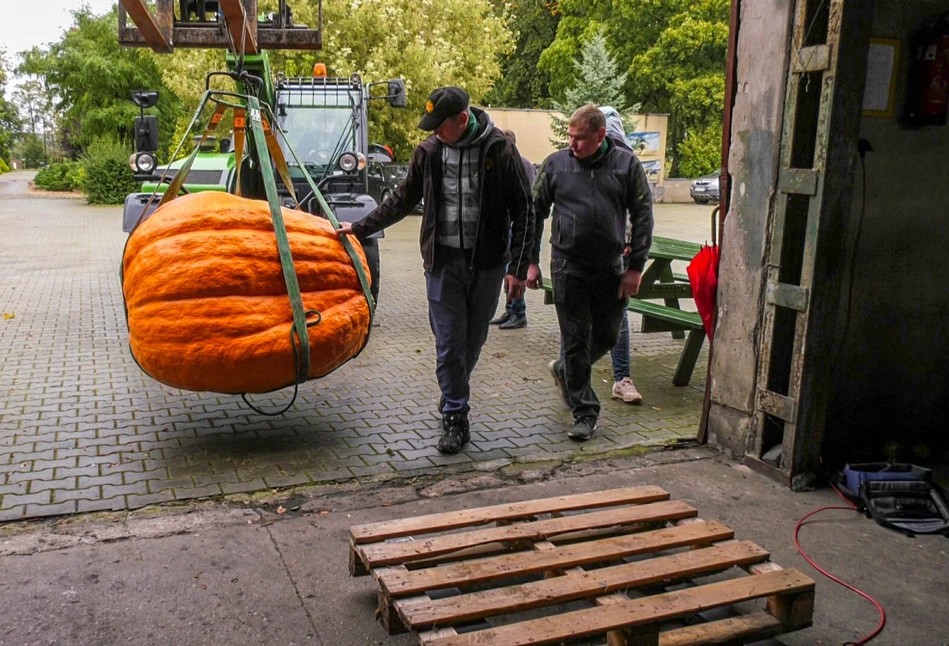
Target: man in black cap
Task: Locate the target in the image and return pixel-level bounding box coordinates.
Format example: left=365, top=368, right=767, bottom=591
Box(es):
left=338, top=86, right=533, bottom=454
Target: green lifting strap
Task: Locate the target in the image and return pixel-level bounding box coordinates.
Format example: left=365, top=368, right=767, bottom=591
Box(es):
left=124, top=90, right=375, bottom=413
left=244, top=95, right=313, bottom=385
left=263, top=101, right=376, bottom=320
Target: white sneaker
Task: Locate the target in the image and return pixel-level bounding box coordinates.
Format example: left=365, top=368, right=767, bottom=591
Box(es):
left=612, top=378, right=643, bottom=404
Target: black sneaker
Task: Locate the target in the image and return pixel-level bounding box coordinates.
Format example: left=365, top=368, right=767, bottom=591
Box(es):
left=438, top=413, right=470, bottom=454
left=490, top=311, right=511, bottom=326
left=567, top=417, right=597, bottom=441
left=548, top=359, right=570, bottom=407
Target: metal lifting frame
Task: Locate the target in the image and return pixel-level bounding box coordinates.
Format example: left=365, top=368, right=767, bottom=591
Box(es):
left=117, top=0, right=323, bottom=53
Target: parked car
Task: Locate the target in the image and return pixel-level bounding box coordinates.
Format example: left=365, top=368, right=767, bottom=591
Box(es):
left=690, top=170, right=721, bottom=204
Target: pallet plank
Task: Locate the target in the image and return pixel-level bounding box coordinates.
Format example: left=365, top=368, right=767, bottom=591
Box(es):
left=379, top=520, right=734, bottom=596
left=658, top=611, right=784, bottom=646
left=350, top=486, right=670, bottom=544
left=359, top=500, right=697, bottom=570
left=425, top=569, right=815, bottom=646
left=378, top=525, right=663, bottom=575
left=398, top=541, right=770, bottom=630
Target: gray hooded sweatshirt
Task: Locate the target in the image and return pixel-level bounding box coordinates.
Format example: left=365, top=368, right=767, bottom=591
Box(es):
left=437, top=110, right=495, bottom=249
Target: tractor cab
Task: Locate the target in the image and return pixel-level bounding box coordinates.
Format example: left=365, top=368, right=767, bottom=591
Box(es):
left=271, top=69, right=405, bottom=221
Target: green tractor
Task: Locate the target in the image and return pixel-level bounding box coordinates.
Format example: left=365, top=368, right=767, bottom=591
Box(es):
left=123, top=50, right=406, bottom=303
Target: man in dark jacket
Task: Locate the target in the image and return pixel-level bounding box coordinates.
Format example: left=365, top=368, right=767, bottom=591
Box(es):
left=527, top=105, right=653, bottom=441
left=338, top=87, right=533, bottom=454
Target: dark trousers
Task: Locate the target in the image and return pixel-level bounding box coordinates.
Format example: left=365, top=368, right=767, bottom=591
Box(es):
left=426, top=246, right=505, bottom=415
left=551, top=257, right=627, bottom=421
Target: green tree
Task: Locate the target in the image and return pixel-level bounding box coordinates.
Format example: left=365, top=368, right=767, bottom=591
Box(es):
left=153, top=48, right=226, bottom=160
left=81, top=136, right=139, bottom=204
left=270, top=0, right=515, bottom=160
left=538, top=0, right=728, bottom=176
left=484, top=0, right=561, bottom=108
left=548, top=30, right=636, bottom=148
left=677, top=124, right=721, bottom=177
left=630, top=4, right=728, bottom=175
left=12, top=79, right=44, bottom=135
left=0, top=49, right=22, bottom=162
left=13, top=133, right=46, bottom=168
left=18, top=8, right=182, bottom=154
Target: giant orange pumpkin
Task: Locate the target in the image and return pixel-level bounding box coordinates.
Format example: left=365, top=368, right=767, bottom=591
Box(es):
left=122, top=191, right=371, bottom=394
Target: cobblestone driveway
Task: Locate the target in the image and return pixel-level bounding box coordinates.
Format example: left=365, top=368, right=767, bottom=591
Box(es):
left=1, top=173, right=706, bottom=521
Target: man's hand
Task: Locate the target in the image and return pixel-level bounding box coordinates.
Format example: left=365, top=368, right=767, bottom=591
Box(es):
left=526, top=264, right=543, bottom=290
left=618, top=269, right=642, bottom=299
left=505, top=275, right=526, bottom=302
left=337, top=222, right=354, bottom=237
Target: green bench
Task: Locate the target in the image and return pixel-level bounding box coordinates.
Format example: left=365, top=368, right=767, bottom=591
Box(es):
left=540, top=281, right=705, bottom=386
left=539, top=237, right=708, bottom=386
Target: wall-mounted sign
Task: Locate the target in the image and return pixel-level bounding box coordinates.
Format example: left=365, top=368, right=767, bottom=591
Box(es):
left=863, top=38, right=901, bottom=118
left=627, top=131, right=662, bottom=156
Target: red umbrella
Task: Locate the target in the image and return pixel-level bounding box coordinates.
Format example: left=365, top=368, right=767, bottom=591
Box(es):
left=687, top=244, right=720, bottom=341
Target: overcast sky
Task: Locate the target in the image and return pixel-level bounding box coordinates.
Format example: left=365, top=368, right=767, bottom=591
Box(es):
left=2, top=0, right=116, bottom=63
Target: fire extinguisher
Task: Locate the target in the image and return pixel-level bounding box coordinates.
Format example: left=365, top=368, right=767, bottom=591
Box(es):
left=905, top=12, right=949, bottom=127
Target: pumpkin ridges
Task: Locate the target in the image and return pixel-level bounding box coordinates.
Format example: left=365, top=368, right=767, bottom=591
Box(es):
left=127, top=289, right=363, bottom=339
left=129, top=301, right=369, bottom=392
left=124, top=250, right=367, bottom=307
left=124, top=217, right=369, bottom=308
left=127, top=194, right=341, bottom=247
left=129, top=293, right=369, bottom=393
left=123, top=191, right=371, bottom=394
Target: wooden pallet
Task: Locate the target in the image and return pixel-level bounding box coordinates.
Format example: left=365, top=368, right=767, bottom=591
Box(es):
left=349, top=486, right=815, bottom=645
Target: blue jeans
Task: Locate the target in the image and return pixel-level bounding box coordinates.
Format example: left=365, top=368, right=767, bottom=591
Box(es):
left=610, top=313, right=630, bottom=381
left=502, top=228, right=526, bottom=317
left=505, top=295, right=526, bottom=317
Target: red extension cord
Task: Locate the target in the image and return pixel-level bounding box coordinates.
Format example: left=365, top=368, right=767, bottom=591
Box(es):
left=793, top=481, right=887, bottom=644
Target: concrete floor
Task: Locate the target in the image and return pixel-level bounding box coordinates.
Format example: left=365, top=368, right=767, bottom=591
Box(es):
left=1, top=449, right=946, bottom=645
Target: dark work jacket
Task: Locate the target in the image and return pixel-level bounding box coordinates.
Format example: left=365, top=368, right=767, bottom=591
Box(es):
left=350, top=108, right=534, bottom=279
left=532, top=138, right=653, bottom=274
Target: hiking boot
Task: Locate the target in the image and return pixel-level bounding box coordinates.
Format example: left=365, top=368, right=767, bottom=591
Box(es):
left=489, top=311, right=511, bottom=326
left=548, top=359, right=570, bottom=407
left=438, top=413, right=470, bottom=454
left=567, top=417, right=597, bottom=441
left=611, top=378, right=643, bottom=404
left=498, top=314, right=527, bottom=330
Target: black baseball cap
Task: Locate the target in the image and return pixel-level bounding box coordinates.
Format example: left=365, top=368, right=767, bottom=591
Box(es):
left=418, top=86, right=470, bottom=131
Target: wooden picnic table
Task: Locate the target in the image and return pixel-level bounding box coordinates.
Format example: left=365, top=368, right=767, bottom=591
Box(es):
left=542, top=236, right=707, bottom=386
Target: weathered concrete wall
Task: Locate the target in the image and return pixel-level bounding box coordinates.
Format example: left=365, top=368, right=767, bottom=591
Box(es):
left=707, top=0, right=794, bottom=457
left=654, top=179, right=694, bottom=203
left=825, top=0, right=949, bottom=462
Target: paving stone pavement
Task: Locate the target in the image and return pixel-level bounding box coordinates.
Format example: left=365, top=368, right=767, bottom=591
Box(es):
left=0, top=174, right=709, bottom=521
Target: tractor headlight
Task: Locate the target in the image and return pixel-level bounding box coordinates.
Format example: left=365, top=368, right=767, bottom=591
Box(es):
left=338, top=152, right=358, bottom=173
left=131, top=151, right=158, bottom=174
